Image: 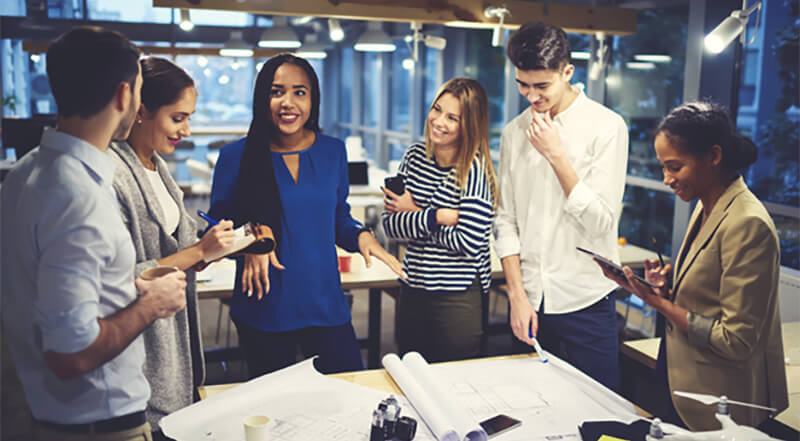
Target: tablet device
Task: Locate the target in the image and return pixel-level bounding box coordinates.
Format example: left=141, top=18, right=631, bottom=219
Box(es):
left=576, top=247, right=659, bottom=288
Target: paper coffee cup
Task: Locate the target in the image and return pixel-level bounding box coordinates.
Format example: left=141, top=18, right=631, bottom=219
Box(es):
left=139, top=266, right=180, bottom=281
left=338, top=255, right=352, bottom=273
left=243, top=415, right=270, bottom=441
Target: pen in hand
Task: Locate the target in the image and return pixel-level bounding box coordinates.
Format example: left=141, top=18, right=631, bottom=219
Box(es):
left=652, top=237, right=665, bottom=268
left=529, top=329, right=549, bottom=363
left=652, top=236, right=672, bottom=290
left=197, top=210, right=219, bottom=226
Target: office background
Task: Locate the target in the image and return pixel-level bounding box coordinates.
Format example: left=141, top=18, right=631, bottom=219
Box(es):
left=0, top=0, right=798, bottom=438
left=2, top=0, right=796, bottom=274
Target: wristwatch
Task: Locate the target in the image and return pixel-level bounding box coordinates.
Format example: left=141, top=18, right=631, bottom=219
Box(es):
left=357, top=226, right=372, bottom=237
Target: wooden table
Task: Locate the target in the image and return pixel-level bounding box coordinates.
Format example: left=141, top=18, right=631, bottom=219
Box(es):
left=620, top=322, right=799, bottom=431
left=198, top=244, right=664, bottom=368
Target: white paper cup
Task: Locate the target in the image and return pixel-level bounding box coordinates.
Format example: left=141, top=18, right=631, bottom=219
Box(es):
left=243, top=415, right=270, bottom=441
left=139, top=266, right=180, bottom=281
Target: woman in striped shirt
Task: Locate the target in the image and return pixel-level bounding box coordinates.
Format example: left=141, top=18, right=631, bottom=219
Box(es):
left=382, top=78, right=498, bottom=362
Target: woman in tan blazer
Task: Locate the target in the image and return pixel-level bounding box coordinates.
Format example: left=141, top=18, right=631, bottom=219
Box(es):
left=600, top=102, right=788, bottom=431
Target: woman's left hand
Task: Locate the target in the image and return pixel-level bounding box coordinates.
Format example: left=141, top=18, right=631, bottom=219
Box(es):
left=357, top=230, right=407, bottom=279
left=382, top=187, right=420, bottom=213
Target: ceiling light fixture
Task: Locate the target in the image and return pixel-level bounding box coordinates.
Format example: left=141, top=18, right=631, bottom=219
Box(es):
left=571, top=51, right=591, bottom=61
left=633, top=54, right=672, bottom=63
left=406, top=21, right=447, bottom=62
left=295, top=34, right=330, bottom=59
left=626, top=61, right=656, bottom=70
left=588, top=32, right=608, bottom=81
left=258, top=16, right=301, bottom=49
left=354, top=22, right=396, bottom=52
left=219, top=31, right=254, bottom=57
left=484, top=6, right=511, bottom=47
left=328, top=18, right=345, bottom=42
left=179, top=9, right=194, bottom=32
left=704, top=0, right=762, bottom=54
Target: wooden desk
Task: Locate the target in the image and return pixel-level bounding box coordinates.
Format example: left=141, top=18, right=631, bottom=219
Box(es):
left=197, top=244, right=663, bottom=368
left=620, top=322, right=799, bottom=431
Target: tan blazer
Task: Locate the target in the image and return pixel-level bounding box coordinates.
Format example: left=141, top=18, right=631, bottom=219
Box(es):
left=666, top=177, right=788, bottom=430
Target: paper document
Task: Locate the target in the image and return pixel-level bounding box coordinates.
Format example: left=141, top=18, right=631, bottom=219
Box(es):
left=160, top=358, right=436, bottom=441
left=383, top=352, right=487, bottom=441
left=161, top=353, right=638, bottom=441
left=384, top=352, right=638, bottom=441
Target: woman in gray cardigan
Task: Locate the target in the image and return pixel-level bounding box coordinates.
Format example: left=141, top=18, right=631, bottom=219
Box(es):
left=109, top=57, right=234, bottom=441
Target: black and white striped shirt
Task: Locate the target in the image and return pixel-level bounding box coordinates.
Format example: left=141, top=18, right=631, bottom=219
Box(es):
left=382, top=143, right=494, bottom=293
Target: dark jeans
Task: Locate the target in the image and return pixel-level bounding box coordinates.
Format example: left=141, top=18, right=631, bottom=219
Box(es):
left=535, top=293, right=619, bottom=391
left=397, top=276, right=483, bottom=363
left=231, top=316, right=364, bottom=378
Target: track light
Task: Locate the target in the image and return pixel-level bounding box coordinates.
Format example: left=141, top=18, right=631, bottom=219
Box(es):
left=179, top=9, right=194, bottom=32
left=354, top=22, right=395, bottom=52
left=258, top=16, right=301, bottom=49
left=328, top=18, right=345, bottom=42
left=704, top=1, right=761, bottom=54
left=588, top=32, right=608, bottom=81
left=484, top=6, right=511, bottom=47
left=219, top=31, right=253, bottom=58
left=407, top=21, right=447, bottom=62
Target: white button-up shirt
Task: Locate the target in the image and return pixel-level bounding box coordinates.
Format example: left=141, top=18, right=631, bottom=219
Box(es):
left=494, top=89, right=629, bottom=314
left=1, top=129, right=149, bottom=424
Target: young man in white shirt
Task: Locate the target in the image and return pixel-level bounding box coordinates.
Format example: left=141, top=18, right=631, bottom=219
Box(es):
left=494, top=22, right=629, bottom=390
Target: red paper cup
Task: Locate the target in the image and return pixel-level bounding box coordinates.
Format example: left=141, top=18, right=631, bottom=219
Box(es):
left=338, top=255, right=352, bottom=273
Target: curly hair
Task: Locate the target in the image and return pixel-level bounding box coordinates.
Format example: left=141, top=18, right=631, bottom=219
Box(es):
left=657, top=101, right=758, bottom=174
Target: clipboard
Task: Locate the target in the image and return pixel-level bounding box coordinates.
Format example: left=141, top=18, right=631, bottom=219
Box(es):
left=576, top=247, right=659, bottom=288
left=203, top=222, right=275, bottom=263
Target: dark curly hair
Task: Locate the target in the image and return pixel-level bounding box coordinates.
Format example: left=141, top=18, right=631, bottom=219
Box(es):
left=656, top=101, right=758, bottom=174
left=506, top=22, right=571, bottom=71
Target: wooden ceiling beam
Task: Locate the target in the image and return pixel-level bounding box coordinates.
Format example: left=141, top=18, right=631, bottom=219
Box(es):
left=153, top=0, right=637, bottom=36
left=23, top=40, right=285, bottom=58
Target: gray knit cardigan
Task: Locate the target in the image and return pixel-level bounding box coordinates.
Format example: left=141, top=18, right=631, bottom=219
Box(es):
left=108, top=141, right=205, bottom=431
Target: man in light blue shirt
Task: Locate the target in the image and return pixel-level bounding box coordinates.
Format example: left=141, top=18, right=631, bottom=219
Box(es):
left=1, top=26, right=188, bottom=441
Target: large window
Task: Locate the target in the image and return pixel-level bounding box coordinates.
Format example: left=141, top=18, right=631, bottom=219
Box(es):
left=389, top=42, right=411, bottom=132
left=619, top=185, right=676, bottom=257
left=88, top=0, right=171, bottom=22
left=605, top=6, right=689, bottom=256
left=464, top=30, right=506, bottom=151
left=735, top=0, right=799, bottom=269
left=339, top=47, right=353, bottom=125
left=1, top=0, right=24, bottom=16
left=175, top=55, right=256, bottom=125
left=361, top=52, right=380, bottom=128
left=606, top=7, right=688, bottom=180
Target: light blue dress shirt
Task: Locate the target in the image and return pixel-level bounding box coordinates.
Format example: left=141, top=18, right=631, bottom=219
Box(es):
left=0, top=129, right=149, bottom=424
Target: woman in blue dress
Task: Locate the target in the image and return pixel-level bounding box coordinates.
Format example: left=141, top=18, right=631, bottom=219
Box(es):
left=209, top=53, right=403, bottom=377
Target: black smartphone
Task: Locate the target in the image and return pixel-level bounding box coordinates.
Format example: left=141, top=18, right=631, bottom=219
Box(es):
left=576, top=247, right=658, bottom=288
left=384, top=175, right=405, bottom=195
left=480, top=414, right=522, bottom=438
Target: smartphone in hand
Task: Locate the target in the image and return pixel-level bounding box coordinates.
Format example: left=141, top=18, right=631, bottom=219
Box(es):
left=384, top=175, right=405, bottom=195
left=576, top=247, right=659, bottom=289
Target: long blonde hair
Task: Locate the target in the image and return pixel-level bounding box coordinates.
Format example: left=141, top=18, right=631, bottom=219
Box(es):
left=424, top=78, right=498, bottom=208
